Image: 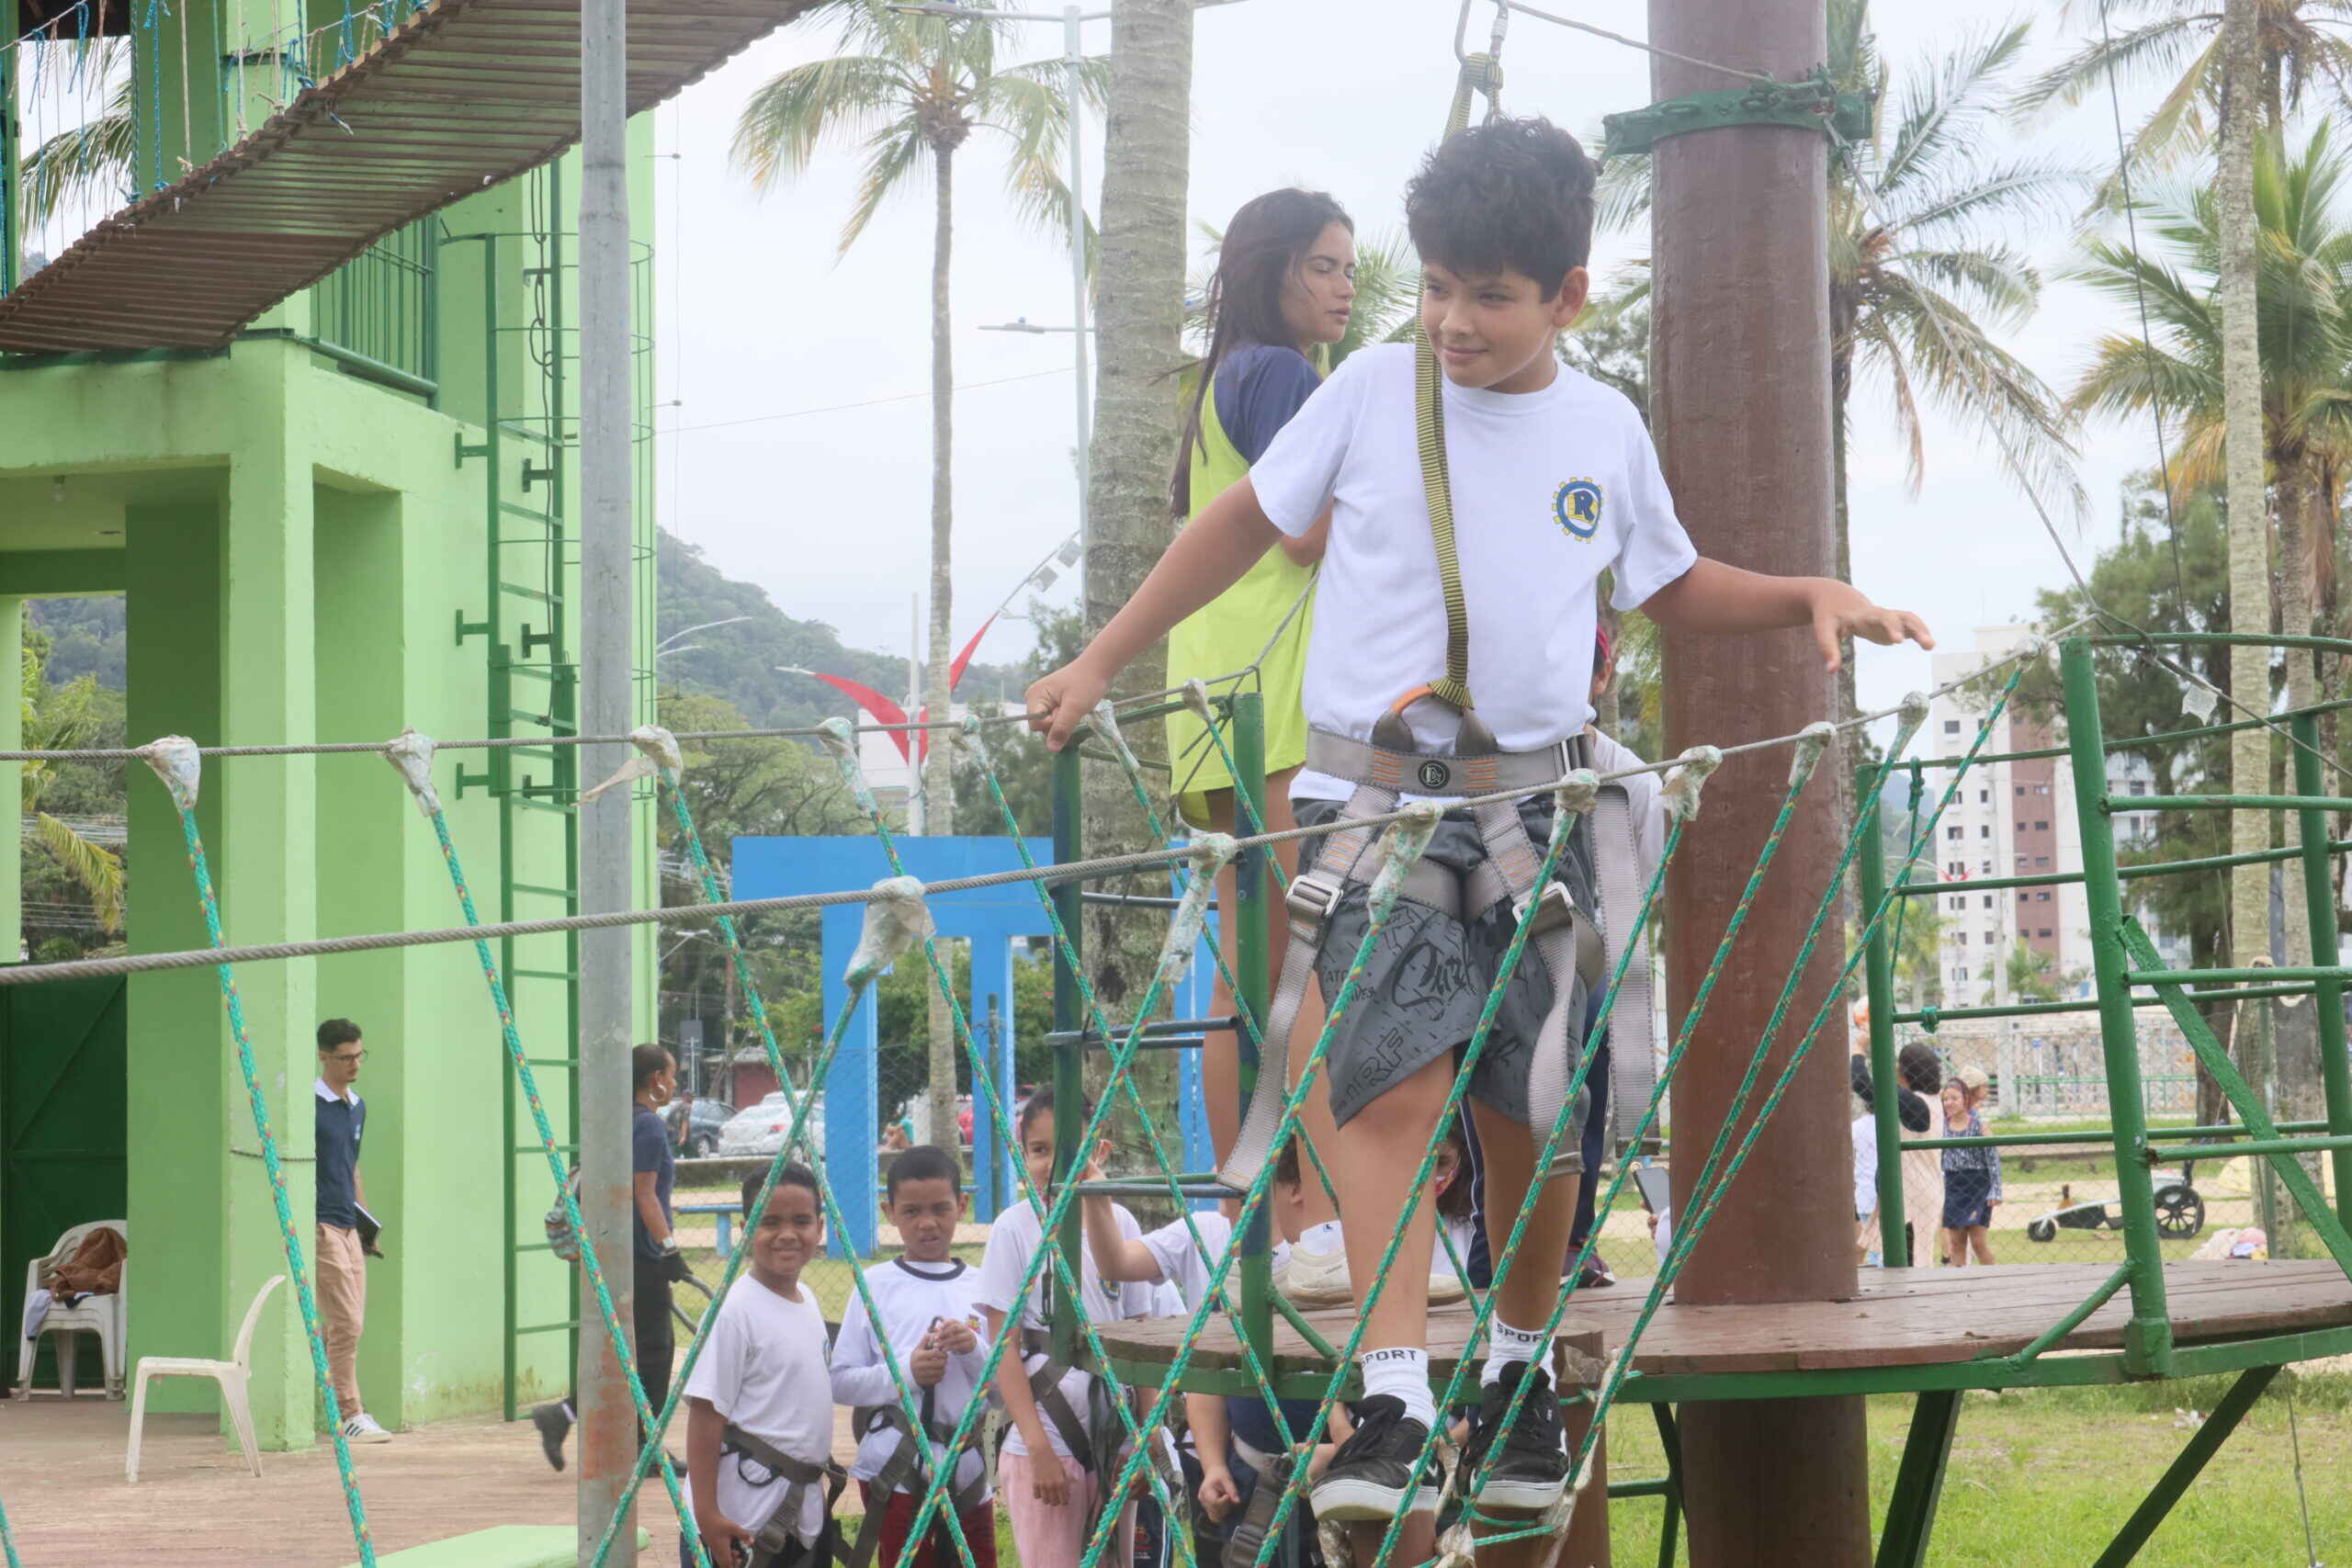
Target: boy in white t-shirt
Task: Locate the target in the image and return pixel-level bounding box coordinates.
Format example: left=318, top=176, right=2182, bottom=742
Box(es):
left=682, top=1166, right=837, bottom=1568
left=1026, top=118, right=1928, bottom=1540
left=831, top=1145, right=995, bottom=1568
left=975, top=1087, right=1158, bottom=1568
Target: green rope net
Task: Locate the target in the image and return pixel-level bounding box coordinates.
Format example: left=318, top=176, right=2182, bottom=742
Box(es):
left=6, top=652, right=2049, bottom=1568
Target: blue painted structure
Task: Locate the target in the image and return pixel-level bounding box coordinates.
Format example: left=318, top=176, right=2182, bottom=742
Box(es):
left=732, top=835, right=1216, bottom=1258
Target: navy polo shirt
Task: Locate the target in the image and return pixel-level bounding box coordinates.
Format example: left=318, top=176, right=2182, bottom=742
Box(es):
left=632, top=1104, right=675, bottom=1261
left=315, top=1078, right=367, bottom=1230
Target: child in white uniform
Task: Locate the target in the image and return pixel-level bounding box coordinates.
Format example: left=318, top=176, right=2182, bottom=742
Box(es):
left=682, top=1166, right=836, bottom=1568
left=832, top=1145, right=995, bottom=1568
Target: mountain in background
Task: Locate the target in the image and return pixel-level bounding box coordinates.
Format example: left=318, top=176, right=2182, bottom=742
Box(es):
left=17, top=533, right=1023, bottom=727
left=656, top=528, right=1029, bottom=728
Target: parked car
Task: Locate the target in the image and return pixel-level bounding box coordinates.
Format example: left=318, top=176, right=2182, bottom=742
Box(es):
left=716, top=1091, right=824, bottom=1159
left=663, top=1097, right=735, bottom=1158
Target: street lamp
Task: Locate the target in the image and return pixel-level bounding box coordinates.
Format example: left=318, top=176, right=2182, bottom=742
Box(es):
left=656, top=615, right=753, bottom=658
left=979, top=320, right=1093, bottom=334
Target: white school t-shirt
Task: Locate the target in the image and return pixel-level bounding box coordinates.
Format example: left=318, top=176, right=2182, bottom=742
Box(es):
left=1248, top=344, right=1698, bottom=802
left=831, top=1258, right=994, bottom=1499
left=1136, top=1211, right=1293, bottom=1316
left=974, top=1198, right=1158, bottom=1460
left=680, top=1275, right=832, bottom=1545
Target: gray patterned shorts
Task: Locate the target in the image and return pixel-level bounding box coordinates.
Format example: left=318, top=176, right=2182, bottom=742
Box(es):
left=1291, top=794, right=1596, bottom=1129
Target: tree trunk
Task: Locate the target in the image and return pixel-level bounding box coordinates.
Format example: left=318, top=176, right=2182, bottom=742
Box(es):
left=924, top=141, right=960, bottom=1153
left=1078, top=0, right=1193, bottom=1032
left=2217, top=0, right=2270, bottom=1048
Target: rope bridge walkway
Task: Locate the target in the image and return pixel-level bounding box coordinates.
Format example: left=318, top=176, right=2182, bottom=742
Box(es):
left=0, top=0, right=824, bottom=352
left=3, top=629, right=2349, bottom=1568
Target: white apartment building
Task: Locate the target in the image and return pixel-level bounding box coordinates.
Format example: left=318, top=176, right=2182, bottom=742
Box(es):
left=1919, top=626, right=2185, bottom=1010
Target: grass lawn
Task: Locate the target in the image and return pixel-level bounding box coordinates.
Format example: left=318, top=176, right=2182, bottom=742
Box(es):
left=1603, top=1374, right=2352, bottom=1566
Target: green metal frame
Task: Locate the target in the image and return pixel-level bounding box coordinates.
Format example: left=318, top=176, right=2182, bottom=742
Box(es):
left=1048, top=631, right=2352, bottom=1562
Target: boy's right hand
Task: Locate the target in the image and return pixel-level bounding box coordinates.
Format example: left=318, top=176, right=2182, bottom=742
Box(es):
left=698, top=1514, right=753, bottom=1567
left=1023, top=660, right=1112, bottom=753
left=910, top=1341, right=949, bottom=1387
left=1197, top=1463, right=1241, bottom=1521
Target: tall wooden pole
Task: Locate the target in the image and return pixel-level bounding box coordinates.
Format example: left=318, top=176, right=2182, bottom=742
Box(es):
left=1648, top=2, right=1870, bottom=1562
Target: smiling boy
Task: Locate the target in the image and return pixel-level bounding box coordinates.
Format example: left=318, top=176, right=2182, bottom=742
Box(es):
left=1026, top=118, right=1929, bottom=1539
left=681, top=1167, right=837, bottom=1568
left=831, top=1145, right=995, bottom=1568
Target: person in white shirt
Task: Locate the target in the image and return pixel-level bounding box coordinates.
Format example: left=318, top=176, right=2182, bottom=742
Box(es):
left=976, top=1088, right=1158, bottom=1568
left=832, top=1145, right=996, bottom=1568
left=1024, top=117, right=1928, bottom=1540
left=681, top=1167, right=836, bottom=1568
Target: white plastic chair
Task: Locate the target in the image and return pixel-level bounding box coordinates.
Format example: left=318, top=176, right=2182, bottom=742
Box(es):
left=125, top=1273, right=284, bottom=1483
left=15, top=1219, right=127, bottom=1399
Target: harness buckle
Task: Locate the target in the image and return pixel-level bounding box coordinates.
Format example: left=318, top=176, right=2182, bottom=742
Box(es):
left=1285, top=872, right=1345, bottom=926
left=1514, top=880, right=1581, bottom=937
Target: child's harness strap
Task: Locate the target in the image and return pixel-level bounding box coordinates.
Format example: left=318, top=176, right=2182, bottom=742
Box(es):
left=1217, top=705, right=1614, bottom=1194
left=721, top=1422, right=846, bottom=1568
left=841, top=1404, right=990, bottom=1568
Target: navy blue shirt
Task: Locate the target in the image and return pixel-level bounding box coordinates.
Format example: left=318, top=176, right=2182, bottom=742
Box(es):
left=632, top=1104, right=675, bottom=1260
left=1213, top=343, right=1321, bottom=465
left=315, top=1081, right=367, bottom=1230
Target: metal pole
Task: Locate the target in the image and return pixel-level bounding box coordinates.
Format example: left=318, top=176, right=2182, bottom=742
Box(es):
left=1229, top=691, right=1273, bottom=1373
left=578, top=0, right=636, bottom=1538
left=2061, top=638, right=2171, bottom=1376
left=1649, top=0, right=1869, bottom=1558
left=2290, top=711, right=2352, bottom=1225
left=1860, top=767, right=1908, bottom=1266
left=1063, top=2, right=1092, bottom=609
left=1048, top=742, right=1087, bottom=1368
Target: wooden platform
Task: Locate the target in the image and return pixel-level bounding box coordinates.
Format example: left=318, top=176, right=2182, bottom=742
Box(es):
left=1093, top=1262, right=2352, bottom=1393
left=0, top=0, right=825, bottom=353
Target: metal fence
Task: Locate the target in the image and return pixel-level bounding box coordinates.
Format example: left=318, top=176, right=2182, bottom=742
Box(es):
left=310, top=219, right=438, bottom=389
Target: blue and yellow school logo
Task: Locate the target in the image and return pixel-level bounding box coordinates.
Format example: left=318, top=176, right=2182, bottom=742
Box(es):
left=1555, top=479, right=1603, bottom=540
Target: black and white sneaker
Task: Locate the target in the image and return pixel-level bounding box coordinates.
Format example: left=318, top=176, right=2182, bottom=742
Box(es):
left=1309, top=1395, right=1443, bottom=1520
left=1457, top=1363, right=1569, bottom=1512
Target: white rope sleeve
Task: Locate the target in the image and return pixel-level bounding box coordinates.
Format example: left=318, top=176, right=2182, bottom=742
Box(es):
left=139, top=736, right=202, bottom=813
left=383, top=728, right=440, bottom=818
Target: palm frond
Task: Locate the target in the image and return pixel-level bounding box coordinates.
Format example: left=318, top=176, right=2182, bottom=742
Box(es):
left=1879, top=17, right=2034, bottom=198
left=1331, top=229, right=1419, bottom=366
left=2014, top=14, right=2207, bottom=118
left=2064, top=332, right=2220, bottom=424
left=35, top=813, right=123, bottom=934
left=1890, top=244, right=2041, bottom=328
left=1894, top=154, right=2092, bottom=244
left=731, top=52, right=917, bottom=194
left=837, top=120, right=929, bottom=255
left=17, top=74, right=135, bottom=231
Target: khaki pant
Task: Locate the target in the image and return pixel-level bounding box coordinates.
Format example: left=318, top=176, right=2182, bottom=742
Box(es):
left=314, top=1223, right=366, bottom=1420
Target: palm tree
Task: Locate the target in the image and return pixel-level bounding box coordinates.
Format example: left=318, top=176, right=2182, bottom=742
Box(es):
left=2065, top=121, right=2352, bottom=723
left=14, top=50, right=134, bottom=244
left=19, top=636, right=124, bottom=936
left=1597, top=3, right=2086, bottom=716
left=2018, top=0, right=2352, bottom=190
left=734, top=0, right=1099, bottom=1144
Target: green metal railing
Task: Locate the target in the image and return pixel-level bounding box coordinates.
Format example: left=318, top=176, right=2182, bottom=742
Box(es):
left=1860, top=637, right=2352, bottom=1382
left=309, top=220, right=440, bottom=397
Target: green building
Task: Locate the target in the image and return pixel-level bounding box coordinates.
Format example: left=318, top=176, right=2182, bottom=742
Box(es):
left=0, top=3, right=665, bottom=1450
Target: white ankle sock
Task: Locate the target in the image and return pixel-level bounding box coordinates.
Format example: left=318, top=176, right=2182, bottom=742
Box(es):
left=1301, top=1220, right=1343, bottom=1252
left=1484, top=1319, right=1550, bottom=1386
left=1360, top=1347, right=1436, bottom=1427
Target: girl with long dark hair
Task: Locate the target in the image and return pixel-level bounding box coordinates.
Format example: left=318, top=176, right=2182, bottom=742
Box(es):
left=1163, top=188, right=1356, bottom=1274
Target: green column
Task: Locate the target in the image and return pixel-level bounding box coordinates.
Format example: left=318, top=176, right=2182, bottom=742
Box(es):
left=220, top=344, right=322, bottom=1447
left=2061, top=637, right=2171, bottom=1374
left=1228, top=692, right=1272, bottom=1371
left=1858, top=764, right=1907, bottom=1265
left=125, top=495, right=231, bottom=1424
left=0, top=596, right=21, bottom=960
left=2290, top=711, right=2352, bottom=1226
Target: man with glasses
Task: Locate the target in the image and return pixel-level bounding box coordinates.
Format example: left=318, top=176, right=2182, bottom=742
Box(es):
left=316, top=1018, right=391, bottom=1442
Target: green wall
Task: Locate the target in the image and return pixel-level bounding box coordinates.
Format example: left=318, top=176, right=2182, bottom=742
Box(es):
left=0, top=141, right=657, bottom=1448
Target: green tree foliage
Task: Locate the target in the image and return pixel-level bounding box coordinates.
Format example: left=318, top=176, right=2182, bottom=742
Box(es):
left=18, top=617, right=128, bottom=954
left=28, top=597, right=125, bottom=689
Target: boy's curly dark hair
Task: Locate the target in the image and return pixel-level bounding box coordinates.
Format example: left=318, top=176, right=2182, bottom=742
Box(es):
left=1404, top=118, right=1596, bottom=297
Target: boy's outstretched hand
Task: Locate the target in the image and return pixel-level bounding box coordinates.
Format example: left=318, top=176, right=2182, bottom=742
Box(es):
left=1808, top=581, right=1933, bottom=674
left=1024, top=660, right=1113, bottom=752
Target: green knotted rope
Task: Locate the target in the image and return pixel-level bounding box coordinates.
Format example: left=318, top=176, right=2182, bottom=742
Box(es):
left=579, top=755, right=992, bottom=1568
left=403, top=798, right=701, bottom=1562
left=0, top=1491, right=21, bottom=1568
left=154, top=775, right=376, bottom=1568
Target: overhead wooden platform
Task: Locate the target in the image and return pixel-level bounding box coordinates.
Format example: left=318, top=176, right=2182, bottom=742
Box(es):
left=1093, top=1262, right=2352, bottom=1399
left=0, top=0, right=824, bottom=354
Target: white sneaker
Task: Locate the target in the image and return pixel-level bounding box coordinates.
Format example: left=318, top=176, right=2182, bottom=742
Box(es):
left=1427, top=1258, right=1471, bottom=1306
left=1277, top=1235, right=1352, bottom=1308
left=342, top=1413, right=393, bottom=1444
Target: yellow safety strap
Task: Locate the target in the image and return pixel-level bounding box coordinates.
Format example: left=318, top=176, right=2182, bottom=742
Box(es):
left=1414, top=51, right=1502, bottom=716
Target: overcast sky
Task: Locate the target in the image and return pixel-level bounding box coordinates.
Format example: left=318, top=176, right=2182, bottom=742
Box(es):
left=650, top=0, right=2187, bottom=735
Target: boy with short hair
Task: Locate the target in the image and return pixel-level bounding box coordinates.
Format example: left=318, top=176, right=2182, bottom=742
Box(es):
left=1026, top=117, right=1928, bottom=1533
left=831, top=1144, right=996, bottom=1568
left=314, top=1018, right=390, bottom=1444
left=682, top=1166, right=837, bottom=1568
